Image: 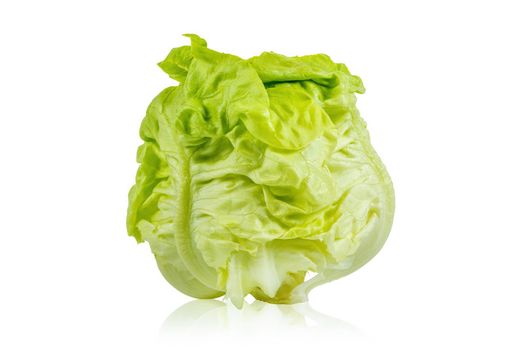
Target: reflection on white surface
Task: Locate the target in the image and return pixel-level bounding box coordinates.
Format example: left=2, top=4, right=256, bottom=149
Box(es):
left=159, top=299, right=363, bottom=347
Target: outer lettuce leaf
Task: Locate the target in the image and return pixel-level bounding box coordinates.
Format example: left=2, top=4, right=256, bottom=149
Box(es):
left=127, top=34, right=395, bottom=308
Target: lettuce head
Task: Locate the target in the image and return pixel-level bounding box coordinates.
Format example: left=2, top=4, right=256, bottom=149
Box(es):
left=127, top=35, right=395, bottom=308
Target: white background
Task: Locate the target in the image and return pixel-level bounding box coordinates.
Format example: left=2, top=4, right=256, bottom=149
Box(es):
left=1, top=1, right=523, bottom=349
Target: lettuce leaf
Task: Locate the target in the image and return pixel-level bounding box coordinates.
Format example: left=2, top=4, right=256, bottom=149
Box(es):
left=127, top=34, right=395, bottom=307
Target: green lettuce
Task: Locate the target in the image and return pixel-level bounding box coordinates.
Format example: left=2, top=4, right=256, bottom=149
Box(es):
left=127, top=34, right=394, bottom=308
